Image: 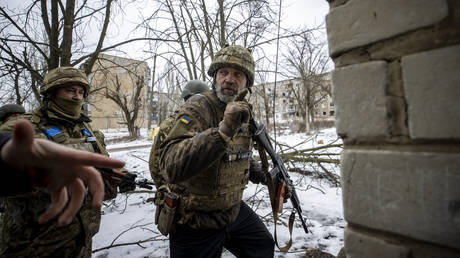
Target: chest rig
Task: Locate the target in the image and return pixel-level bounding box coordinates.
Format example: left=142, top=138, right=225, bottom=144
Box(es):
left=172, top=92, right=253, bottom=213
left=30, top=110, right=105, bottom=155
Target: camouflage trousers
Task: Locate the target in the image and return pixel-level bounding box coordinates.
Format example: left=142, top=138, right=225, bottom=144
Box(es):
left=0, top=198, right=100, bottom=258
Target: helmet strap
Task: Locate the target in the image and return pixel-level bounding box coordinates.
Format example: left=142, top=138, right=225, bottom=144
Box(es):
left=211, top=72, right=217, bottom=91
left=246, top=79, right=252, bottom=94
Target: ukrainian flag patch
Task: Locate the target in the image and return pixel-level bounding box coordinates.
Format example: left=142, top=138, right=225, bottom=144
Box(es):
left=157, top=134, right=164, bottom=143
left=82, top=129, right=92, bottom=136
left=44, top=127, right=62, bottom=138
left=180, top=116, right=191, bottom=124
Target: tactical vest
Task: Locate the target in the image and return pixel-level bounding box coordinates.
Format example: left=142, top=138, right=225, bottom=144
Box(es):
left=166, top=92, right=252, bottom=215
left=149, top=115, right=175, bottom=187
left=0, top=109, right=108, bottom=256
left=30, top=110, right=107, bottom=156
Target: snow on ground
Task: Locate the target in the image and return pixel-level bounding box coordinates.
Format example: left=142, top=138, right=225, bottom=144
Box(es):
left=92, top=128, right=345, bottom=258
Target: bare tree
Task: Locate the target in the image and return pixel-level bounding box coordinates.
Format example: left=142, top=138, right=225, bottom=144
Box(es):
left=89, top=55, right=149, bottom=138
left=106, top=75, right=144, bottom=138
left=140, top=0, right=282, bottom=84
left=281, top=31, right=331, bottom=133
left=0, top=0, right=161, bottom=107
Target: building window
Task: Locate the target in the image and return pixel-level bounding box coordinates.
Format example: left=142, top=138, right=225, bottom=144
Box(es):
left=330, top=102, right=335, bottom=107
left=330, top=111, right=335, bottom=116
left=323, top=111, right=326, bottom=116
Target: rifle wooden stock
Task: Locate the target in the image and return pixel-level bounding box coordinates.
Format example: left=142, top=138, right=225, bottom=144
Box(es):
left=275, top=181, right=287, bottom=213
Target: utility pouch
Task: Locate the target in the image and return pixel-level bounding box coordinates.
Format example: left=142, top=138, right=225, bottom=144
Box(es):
left=154, top=190, right=165, bottom=225
left=157, top=202, right=176, bottom=236
left=156, top=191, right=179, bottom=236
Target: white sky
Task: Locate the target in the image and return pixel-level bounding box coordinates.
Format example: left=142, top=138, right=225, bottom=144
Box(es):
left=105, top=0, right=331, bottom=83
left=1, top=0, right=330, bottom=80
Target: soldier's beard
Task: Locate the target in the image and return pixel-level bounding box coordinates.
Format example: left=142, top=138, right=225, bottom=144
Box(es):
left=215, top=82, right=236, bottom=103
left=49, top=96, right=83, bottom=120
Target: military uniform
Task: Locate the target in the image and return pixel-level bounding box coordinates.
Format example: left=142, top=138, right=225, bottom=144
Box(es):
left=0, top=104, right=25, bottom=126
left=0, top=67, right=117, bottom=258
left=158, top=45, right=274, bottom=258
left=149, top=80, right=209, bottom=187
left=159, top=91, right=273, bottom=257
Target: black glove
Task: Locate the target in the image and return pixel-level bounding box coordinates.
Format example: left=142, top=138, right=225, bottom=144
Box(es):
left=248, top=159, right=266, bottom=184
left=118, top=172, right=137, bottom=193
left=283, top=184, right=292, bottom=203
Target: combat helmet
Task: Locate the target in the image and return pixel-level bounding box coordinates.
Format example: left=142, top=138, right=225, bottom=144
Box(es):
left=0, top=104, right=25, bottom=122
left=207, top=45, right=255, bottom=87
left=181, top=80, right=210, bottom=100
left=41, top=67, right=90, bottom=97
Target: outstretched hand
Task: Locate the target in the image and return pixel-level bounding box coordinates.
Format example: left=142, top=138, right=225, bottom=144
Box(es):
left=0, top=120, right=125, bottom=226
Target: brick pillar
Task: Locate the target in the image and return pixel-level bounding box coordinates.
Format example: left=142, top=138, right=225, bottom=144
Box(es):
left=325, top=0, right=460, bottom=257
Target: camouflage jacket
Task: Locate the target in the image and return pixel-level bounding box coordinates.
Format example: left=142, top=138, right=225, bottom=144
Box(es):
left=159, top=92, right=253, bottom=230
left=0, top=108, right=116, bottom=258
left=149, top=112, right=177, bottom=187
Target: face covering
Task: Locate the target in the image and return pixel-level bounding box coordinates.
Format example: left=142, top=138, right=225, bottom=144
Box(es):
left=49, top=96, right=83, bottom=120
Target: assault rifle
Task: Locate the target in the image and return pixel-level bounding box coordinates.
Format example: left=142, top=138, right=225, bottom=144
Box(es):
left=97, top=167, right=155, bottom=190
left=249, top=119, right=310, bottom=236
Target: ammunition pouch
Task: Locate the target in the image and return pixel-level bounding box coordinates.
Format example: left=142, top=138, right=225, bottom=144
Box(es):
left=154, top=187, right=178, bottom=236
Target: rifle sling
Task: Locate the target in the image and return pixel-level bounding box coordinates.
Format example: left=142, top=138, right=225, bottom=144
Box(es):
left=255, top=144, right=294, bottom=252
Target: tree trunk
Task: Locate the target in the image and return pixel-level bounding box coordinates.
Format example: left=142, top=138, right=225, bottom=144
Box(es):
left=84, top=0, right=113, bottom=75
left=147, top=55, right=157, bottom=130
left=218, top=0, right=226, bottom=46
left=61, top=0, right=76, bottom=66
left=305, top=104, right=309, bottom=134
left=49, top=0, right=59, bottom=69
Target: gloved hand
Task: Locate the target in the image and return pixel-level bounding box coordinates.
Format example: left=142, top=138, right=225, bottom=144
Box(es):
left=283, top=184, right=292, bottom=203
left=249, top=159, right=266, bottom=184
left=118, top=171, right=137, bottom=193
left=219, top=89, right=251, bottom=138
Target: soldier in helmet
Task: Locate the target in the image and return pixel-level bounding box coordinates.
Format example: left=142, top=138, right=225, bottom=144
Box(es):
left=157, top=45, right=274, bottom=257
left=181, top=80, right=210, bottom=101
left=149, top=79, right=209, bottom=185
left=0, top=66, right=128, bottom=257
left=0, top=104, right=25, bottom=126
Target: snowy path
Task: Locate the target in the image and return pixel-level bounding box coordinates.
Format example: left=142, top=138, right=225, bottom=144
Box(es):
left=92, top=128, right=345, bottom=257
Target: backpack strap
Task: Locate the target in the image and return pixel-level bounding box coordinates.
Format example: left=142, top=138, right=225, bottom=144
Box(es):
left=82, top=122, right=108, bottom=156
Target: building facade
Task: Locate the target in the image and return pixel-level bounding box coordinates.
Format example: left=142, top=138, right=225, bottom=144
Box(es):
left=327, top=0, right=460, bottom=257
left=86, top=54, right=150, bottom=131
left=252, top=73, right=333, bottom=131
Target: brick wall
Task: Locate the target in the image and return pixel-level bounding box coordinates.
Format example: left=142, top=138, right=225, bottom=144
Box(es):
left=326, top=0, right=460, bottom=257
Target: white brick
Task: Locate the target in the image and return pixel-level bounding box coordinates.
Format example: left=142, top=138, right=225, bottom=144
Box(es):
left=345, top=227, right=410, bottom=258
left=326, top=0, right=448, bottom=56
left=402, top=44, right=460, bottom=139
left=332, top=61, right=388, bottom=139
left=341, top=149, right=460, bottom=249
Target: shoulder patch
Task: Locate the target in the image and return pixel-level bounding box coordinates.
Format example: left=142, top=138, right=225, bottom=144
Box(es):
left=44, top=127, right=62, bottom=138
left=180, top=116, right=191, bottom=124
left=82, top=128, right=92, bottom=136
left=157, top=134, right=164, bottom=144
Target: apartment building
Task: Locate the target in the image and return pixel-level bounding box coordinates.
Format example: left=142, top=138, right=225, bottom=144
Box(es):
left=85, top=53, right=150, bottom=130
left=252, top=73, right=333, bottom=128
